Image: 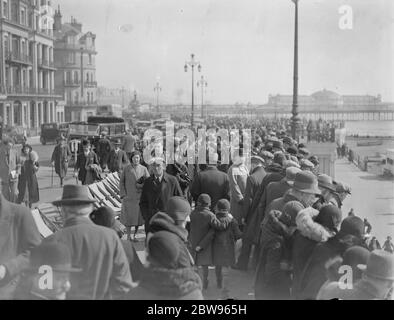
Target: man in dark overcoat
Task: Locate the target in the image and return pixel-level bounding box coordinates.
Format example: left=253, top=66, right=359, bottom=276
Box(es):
left=51, top=136, right=71, bottom=186
left=139, top=157, right=183, bottom=234
left=236, top=156, right=266, bottom=270
left=190, top=153, right=230, bottom=211
left=108, top=140, right=129, bottom=173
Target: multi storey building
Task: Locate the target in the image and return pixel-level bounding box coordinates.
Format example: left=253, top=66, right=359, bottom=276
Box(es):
left=0, top=0, right=63, bottom=135
left=53, top=7, right=97, bottom=122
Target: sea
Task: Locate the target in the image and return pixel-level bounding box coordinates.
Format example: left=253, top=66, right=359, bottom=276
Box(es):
left=345, top=120, right=394, bottom=137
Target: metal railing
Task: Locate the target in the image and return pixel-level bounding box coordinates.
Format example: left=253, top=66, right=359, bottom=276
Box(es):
left=5, top=51, right=33, bottom=65
left=4, top=86, right=58, bottom=96
left=64, top=80, right=81, bottom=87
left=38, top=59, right=55, bottom=68
left=84, top=81, right=98, bottom=87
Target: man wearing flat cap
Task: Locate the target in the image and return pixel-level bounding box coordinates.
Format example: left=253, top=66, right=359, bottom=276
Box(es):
left=140, top=157, right=183, bottom=234
left=47, top=185, right=133, bottom=299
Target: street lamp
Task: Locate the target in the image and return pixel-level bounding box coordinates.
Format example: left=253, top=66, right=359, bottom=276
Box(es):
left=197, top=76, right=208, bottom=119
left=184, top=54, right=201, bottom=127
left=154, top=82, right=162, bottom=113
left=291, top=0, right=301, bottom=142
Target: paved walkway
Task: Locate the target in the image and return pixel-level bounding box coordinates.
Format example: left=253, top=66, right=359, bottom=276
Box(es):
left=335, top=158, right=394, bottom=241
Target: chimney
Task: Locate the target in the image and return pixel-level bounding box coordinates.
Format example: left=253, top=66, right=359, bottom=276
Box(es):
left=54, top=5, right=62, bottom=31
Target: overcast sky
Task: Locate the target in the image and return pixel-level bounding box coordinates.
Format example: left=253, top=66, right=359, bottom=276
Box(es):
left=55, top=0, right=393, bottom=104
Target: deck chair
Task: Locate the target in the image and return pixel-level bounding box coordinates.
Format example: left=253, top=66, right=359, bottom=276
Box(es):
left=88, top=184, right=120, bottom=213
left=102, top=179, right=121, bottom=200
left=106, top=174, right=120, bottom=191
left=37, top=203, right=63, bottom=231
left=113, top=172, right=120, bottom=182
left=31, top=209, right=54, bottom=238
left=103, top=176, right=120, bottom=193
left=96, top=181, right=122, bottom=208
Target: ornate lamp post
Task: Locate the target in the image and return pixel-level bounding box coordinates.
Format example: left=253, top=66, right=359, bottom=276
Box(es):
left=154, top=82, right=162, bottom=113
left=197, top=76, right=208, bottom=119
left=184, top=54, right=201, bottom=127
left=291, top=0, right=301, bottom=141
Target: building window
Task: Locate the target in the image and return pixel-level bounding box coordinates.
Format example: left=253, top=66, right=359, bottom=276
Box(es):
left=10, top=0, right=17, bottom=22
left=74, top=92, right=79, bottom=104
left=3, top=1, right=8, bottom=18
left=74, top=71, right=79, bottom=83
left=20, top=7, right=25, bottom=25
left=88, top=54, right=92, bottom=65
left=68, top=52, right=75, bottom=64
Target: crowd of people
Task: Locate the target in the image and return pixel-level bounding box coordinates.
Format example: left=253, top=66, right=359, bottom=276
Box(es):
left=0, top=117, right=393, bottom=300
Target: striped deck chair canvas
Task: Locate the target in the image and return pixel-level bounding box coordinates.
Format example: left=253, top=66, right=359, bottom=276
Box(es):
left=102, top=179, right=121, bottom=201
left=88, top=184, right=121, bottom=213
left=96, top=181, right=122, bottom=208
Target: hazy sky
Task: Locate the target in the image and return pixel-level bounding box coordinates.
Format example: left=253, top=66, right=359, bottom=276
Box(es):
left=55, top=0, right=393, bottom=104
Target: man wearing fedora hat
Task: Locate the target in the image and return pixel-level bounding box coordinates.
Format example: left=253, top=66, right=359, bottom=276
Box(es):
left=51, top=136, right=71, bottom=187
left=108, top=139, right=129, bottom=173
left=96, top=132, right=112, bottom=171
left=47, top=185, right=133, bottom=299
left=313, top=174, right=340, bottom=210
left=14, top=242, right=81, bottom=300
left=0, top=177, right=41, bottom=299
left=74, top=139, right=100, bottom=185
left=321, top=250, right=394, bottom=300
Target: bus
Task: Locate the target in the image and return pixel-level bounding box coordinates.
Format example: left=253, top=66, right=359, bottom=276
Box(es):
left=68, top=116, right=128, bottom=154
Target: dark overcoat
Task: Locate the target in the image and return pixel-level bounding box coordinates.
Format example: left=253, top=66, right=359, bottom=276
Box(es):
left=108, top=149, right=129, bottom=173
left=139, top=173, right=183, bottom=230
left=51, top=144, right=71, bottom=178
left=190, top=166, right=230, bottom=211
left=75, top=151, right=100, bottom=184
left=0, top=195, right=41, bottom=299
left=200, top=212, right=242, bottom=267
left=189, top=207, right=217, bottom=266
left=17, top=154, right=40, bottom=204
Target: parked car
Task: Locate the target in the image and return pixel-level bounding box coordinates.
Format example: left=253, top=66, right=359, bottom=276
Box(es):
left=40, top=123, right=69, bottom=145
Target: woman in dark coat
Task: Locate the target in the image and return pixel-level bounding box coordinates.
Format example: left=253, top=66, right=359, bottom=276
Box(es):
left=291, top=205, right=341, bottom=299
left=17, top=144, right=39, bottom=208
left=298, top=216, right=366, bottom=300
left=254, top=210, right=294, bottom=300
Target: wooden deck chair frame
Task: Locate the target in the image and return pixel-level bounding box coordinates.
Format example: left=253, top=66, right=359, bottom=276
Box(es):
left=96, top=181, right=122, bottom=208
left=102, top=179, right=121, bottom=200
left=88, top=184, right=120, bottom=212
left=105, top=175, right=120, bottom=192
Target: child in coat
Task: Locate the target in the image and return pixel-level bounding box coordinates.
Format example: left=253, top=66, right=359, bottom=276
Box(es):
left=197, top=199, right=242, bottom=293
left=189, top=194, right=216, bottom=289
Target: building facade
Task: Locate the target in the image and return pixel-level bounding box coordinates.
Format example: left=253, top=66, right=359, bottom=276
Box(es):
left=0, top=0, right=63, bottom=135
left=53, top=7, right=97, bottom=122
